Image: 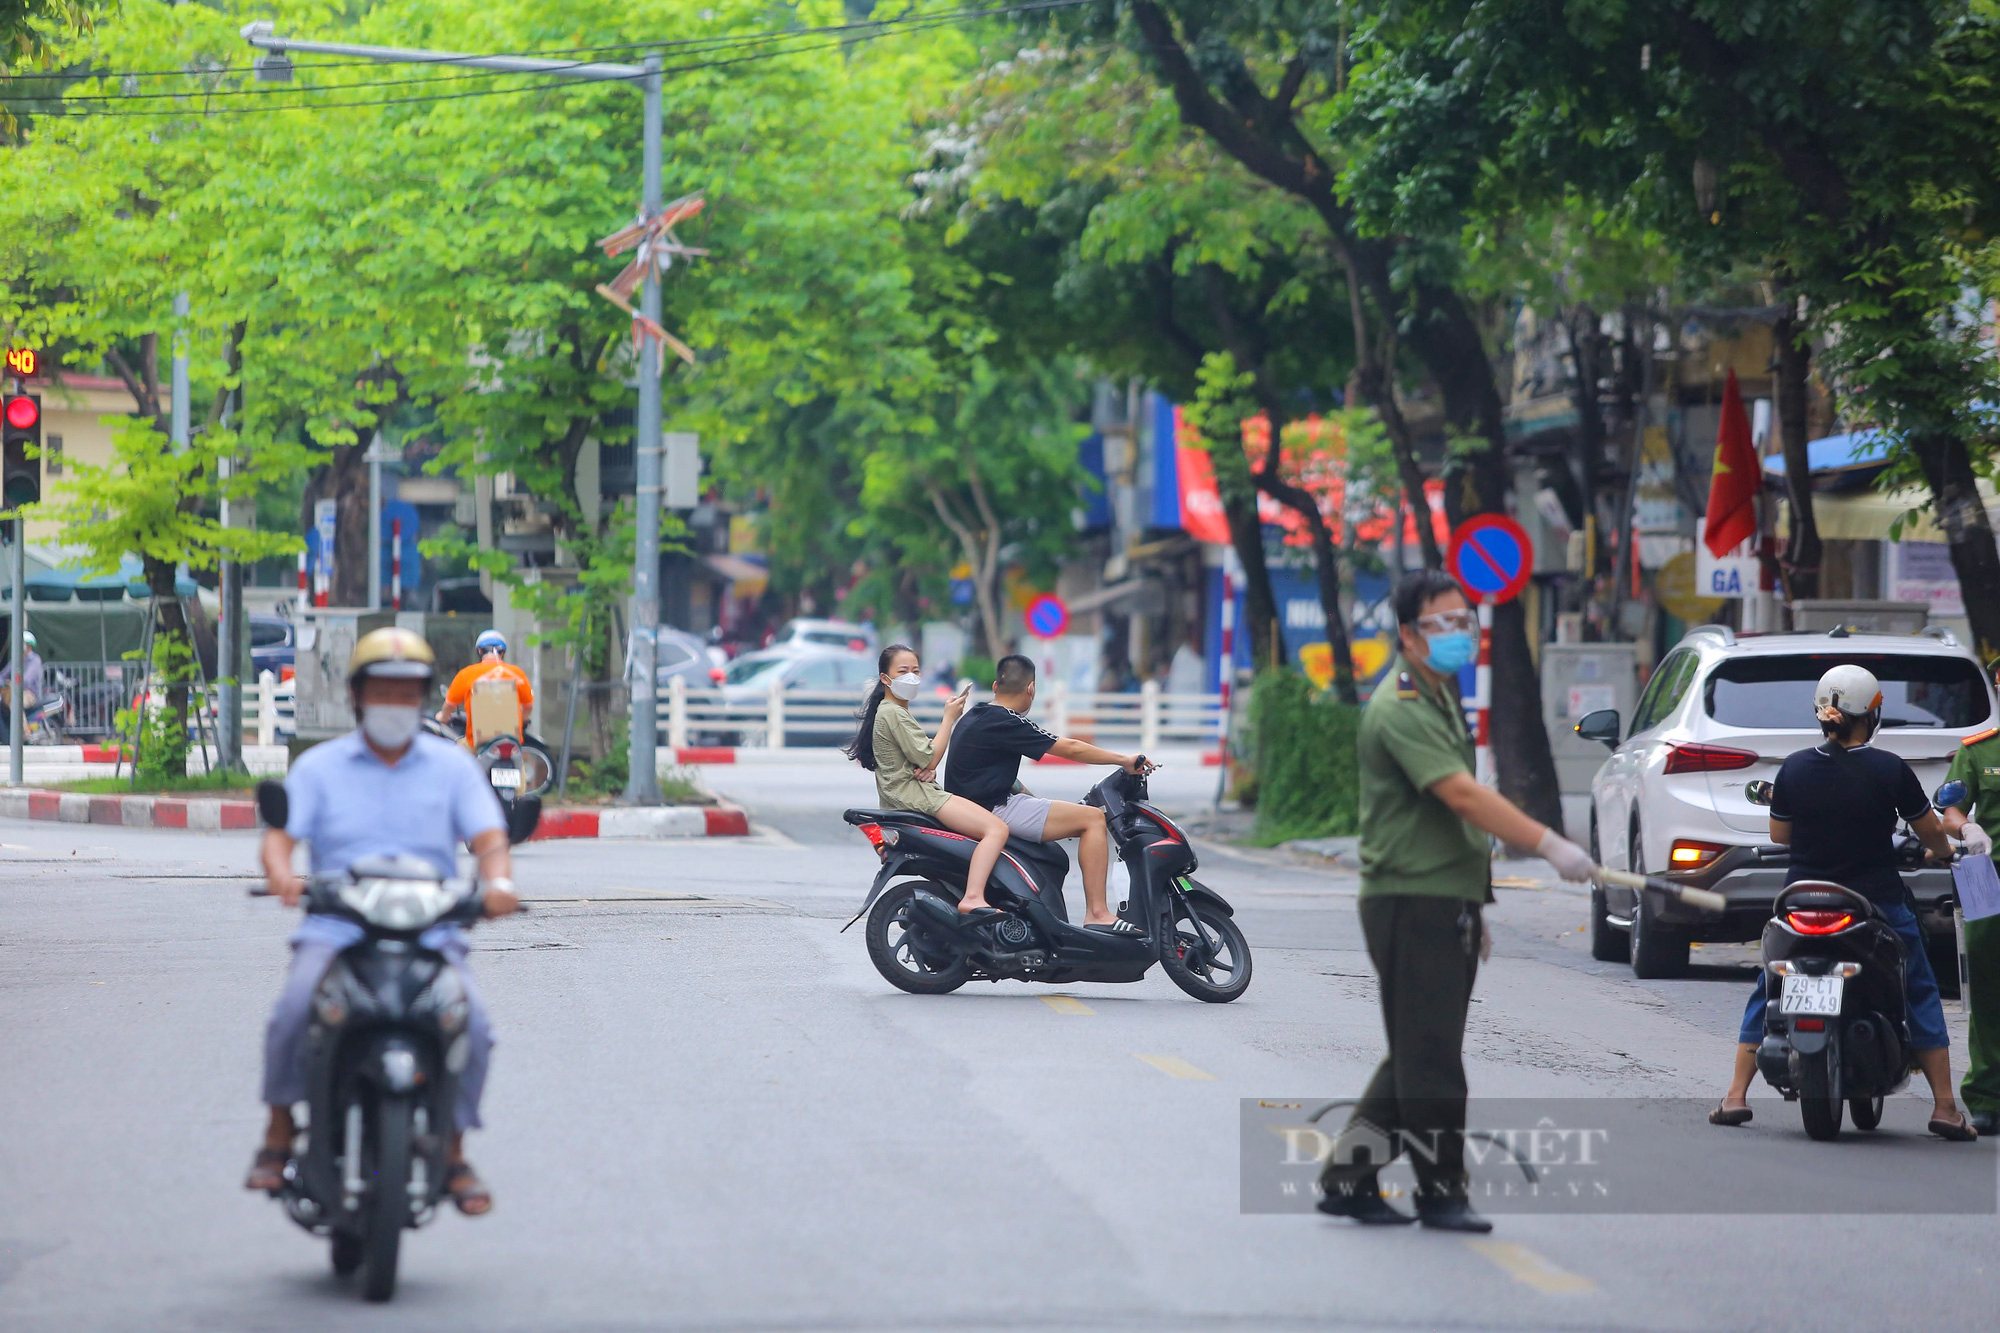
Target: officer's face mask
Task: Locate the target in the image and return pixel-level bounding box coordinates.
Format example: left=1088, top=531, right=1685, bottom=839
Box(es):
left=887, top=671, right=923, bottom=702
left=1422, top=630, right=1477, bottom=675
left=361, top=703, right=422, bottom=750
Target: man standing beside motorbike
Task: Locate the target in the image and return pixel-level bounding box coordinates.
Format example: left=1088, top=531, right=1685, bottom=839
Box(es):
left=940, top=653, right=1149, bottom=930
left=246, top=627, right=521, bottom=1211
left=1316, top=569, right=1597, bottom=1233
left=1709, top=664, right=1974, bottom=1139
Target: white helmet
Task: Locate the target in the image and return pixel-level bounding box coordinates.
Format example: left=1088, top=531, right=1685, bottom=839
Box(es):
left=1814, top=664, right=1882, bottom=727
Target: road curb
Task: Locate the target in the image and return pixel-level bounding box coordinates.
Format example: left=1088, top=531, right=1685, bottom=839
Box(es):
left=0, top=788, right=748, bottom=840
left=0, top=788, right=259, bottom=830
left=527, top=804, right=750, bottom=840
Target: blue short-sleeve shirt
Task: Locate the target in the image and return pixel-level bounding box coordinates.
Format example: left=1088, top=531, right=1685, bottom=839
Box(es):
left=284, top=730, right=505, bottom=877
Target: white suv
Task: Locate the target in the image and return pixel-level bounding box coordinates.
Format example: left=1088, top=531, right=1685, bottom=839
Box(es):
left=1578, top=624, right=1993, bottom=978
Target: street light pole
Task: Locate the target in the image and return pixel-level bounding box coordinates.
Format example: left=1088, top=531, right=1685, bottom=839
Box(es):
left=624, top=53, right=664, bottom=804
left=239, top=23, right=665, bottom=801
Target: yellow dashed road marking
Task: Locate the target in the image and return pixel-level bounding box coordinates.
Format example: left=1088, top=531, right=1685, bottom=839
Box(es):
left=1466, top=1239, right=1595, bottom=1294
left=1135, top=1054, right=1214, bottom=1080
left=1041, top=995, right=1094, bottom=1015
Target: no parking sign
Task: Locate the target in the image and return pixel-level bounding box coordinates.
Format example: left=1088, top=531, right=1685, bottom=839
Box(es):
left=1024, top=594, right=1069, bottom=640
left=1447, top=514, right=1533, bottom=605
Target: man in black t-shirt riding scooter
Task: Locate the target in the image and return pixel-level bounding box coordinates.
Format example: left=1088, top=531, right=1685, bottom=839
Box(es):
left=938, top=654, right=1149, bottom=932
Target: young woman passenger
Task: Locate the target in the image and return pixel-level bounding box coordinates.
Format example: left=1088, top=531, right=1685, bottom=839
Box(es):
left=843, top=644, right=1011, bottom=915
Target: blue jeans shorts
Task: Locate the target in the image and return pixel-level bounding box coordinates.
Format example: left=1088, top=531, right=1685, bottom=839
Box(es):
left=1737, top=899, right=1949, bottom=1051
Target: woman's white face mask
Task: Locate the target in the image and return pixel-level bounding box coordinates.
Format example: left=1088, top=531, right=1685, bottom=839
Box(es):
left=887, top=671, right=922, bottom=702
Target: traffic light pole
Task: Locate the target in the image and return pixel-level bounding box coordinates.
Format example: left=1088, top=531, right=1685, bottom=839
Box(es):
left=239, top=24, right=665, bottom=801
left=9, top=516, right=22, bottom=786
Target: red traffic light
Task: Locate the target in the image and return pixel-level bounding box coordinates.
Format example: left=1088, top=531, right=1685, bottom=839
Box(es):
left=4, top=395, right=35, bottom=431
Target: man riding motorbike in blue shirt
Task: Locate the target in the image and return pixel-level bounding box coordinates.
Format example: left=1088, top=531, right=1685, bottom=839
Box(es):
left=244, top=627, right=521, bottom=1212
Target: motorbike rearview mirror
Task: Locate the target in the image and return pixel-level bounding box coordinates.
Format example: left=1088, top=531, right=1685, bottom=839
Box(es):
left=1935, top=779, right=1970, bottom=813
left=254, top=779, right=289, bottom=829
left=1574, top=709, right=1621, bottom=749
left=1745, top=780, right=1775, bottom=807
left=506, top=794, right=542, bottom=846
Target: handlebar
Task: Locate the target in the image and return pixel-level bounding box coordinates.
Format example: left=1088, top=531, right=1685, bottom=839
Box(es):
left=247, top=879, right=528, bottom=914
left=1596, top=866, right=1727, bottom=914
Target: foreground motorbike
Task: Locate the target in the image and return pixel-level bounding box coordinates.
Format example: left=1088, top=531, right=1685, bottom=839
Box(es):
left=1750, top=880, right=1916, bottom=1141
left=249, top=781, right=511, bottom=1301
left=842, top=764, right=1251, bottom=1002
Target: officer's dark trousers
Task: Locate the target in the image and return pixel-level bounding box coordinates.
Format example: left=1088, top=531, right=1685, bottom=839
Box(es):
left=1319, top=894, right=1480, bottom=1203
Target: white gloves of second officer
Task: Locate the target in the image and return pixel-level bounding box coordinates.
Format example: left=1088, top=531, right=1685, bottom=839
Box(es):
left=1536, top=828, right=1597, bottom=883
left=1962, top=822, right=1993, bottom=857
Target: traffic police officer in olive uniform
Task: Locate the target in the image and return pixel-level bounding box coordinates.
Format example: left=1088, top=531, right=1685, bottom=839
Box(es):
left=1317, top=569, right=1596, bottom=1232
left=1937, top=723, right=2000, bottom=1135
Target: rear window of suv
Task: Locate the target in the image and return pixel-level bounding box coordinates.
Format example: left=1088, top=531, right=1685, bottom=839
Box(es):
left=1705, top=653, right=1992, bottom=729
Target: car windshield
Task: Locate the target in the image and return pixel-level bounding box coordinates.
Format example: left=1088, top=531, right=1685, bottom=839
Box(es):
left=723, top=656, right=786, bottom=686
left=1705, top=653, right=1991, bottom=729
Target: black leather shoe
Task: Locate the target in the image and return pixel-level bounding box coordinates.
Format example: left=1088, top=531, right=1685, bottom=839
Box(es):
left=1315, top=1188, right=1415, bottom=1225
left=1415, top=1199, right=1493, bottom=1233
left=1969, top=1110, right=1998, bottom=1136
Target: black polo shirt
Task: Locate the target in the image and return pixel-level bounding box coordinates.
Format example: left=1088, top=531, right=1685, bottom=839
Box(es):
left=1769, top=741, right=1929, bottom=903
left=943, top=702, right=1058, bottom=810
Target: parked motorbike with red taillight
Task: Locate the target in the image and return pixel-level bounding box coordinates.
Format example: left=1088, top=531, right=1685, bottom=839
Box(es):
left=1752, top=880, right=1918, bottom=1140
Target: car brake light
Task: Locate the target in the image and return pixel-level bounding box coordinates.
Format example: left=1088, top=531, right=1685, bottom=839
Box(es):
left=1786, top=910, right=1854, bottom=935
left=280, top=665, right=295, bottom=683
left=708, top=667, right=725, bottom=682
left=858, top=822, right=885, bottom=850
left=1663, top=743, right=1759, bottom=774
left=1795, top=1018, right=1826, bottom=1031
left=1669, top=839, right=1729, bottom=868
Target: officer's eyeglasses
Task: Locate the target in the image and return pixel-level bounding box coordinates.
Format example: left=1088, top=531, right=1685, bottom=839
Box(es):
left=1414, top=610, right=1477, bottom=635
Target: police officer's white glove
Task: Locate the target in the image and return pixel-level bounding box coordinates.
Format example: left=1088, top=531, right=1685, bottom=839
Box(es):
left=1536, top=828, right=1596, bottom=883
left=1963, top=822, right=1993, bottom=857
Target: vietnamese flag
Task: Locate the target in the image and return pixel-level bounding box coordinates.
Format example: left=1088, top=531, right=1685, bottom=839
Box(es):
left=1703, top=368, right=1761, bottom=558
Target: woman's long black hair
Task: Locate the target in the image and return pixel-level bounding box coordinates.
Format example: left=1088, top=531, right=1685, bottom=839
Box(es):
left=844, top=643, right=916, bottom=771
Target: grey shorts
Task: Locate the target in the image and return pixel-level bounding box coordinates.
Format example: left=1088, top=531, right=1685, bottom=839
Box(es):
left=993, top=793, right=1053, bottom=840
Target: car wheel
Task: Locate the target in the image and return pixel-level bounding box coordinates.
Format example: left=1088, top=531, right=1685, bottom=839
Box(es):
left=1627, top=817, right=1689, bottom=979
left=1589, top=813, right=1625, bottom=962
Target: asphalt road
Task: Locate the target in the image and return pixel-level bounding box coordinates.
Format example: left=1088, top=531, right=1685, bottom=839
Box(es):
left=3, top=760, right=1996, bottom=1331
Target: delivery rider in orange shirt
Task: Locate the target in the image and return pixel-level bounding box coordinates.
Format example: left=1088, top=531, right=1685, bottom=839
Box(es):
left=439, top=630, right=533, bottom=738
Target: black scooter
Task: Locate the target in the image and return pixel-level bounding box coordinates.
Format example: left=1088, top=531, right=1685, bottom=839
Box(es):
left=250, top=783, right=511, bottom=1301
left=842, top=764, right=1251, bottom=1002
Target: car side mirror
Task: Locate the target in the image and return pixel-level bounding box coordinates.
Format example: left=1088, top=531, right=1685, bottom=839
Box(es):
left=1935, top=779, right=1969, bottom=813
left=505, top=794, right=542, bottom=846
left=1745, top=780, right=1775, bottom=807
left=1574, top=709, right=1621, bottom=749
left=254, top=779, right=288, bottom=829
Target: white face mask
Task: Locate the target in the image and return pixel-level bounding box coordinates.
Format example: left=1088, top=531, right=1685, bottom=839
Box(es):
left=887, top=671, right=922, bottom=702
left=361, top=703, right=421, bottom=750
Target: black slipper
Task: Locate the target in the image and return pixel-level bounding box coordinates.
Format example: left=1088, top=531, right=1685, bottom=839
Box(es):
left=1708, top=1102, right=1753, bottom=1127
left=1929, top=1112, right=1979, bottom=1141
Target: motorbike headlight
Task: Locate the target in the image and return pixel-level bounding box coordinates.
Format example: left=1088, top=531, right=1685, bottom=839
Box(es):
left=339, top=876, right=458, bottom=931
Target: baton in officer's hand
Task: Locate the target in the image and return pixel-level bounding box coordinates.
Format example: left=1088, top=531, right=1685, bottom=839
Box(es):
left=1596, top=866, right=1726, bottom=914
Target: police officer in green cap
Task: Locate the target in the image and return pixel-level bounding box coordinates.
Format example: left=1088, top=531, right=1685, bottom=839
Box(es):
left=1316, top=569, right=1596, bottom=1232
left=1936, top=721, right=2000, bottom=1135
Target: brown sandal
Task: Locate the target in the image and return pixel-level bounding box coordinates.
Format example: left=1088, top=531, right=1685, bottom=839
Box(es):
left=244, top=1147, right=289, bottom=1193
left=1708, top=1102, right=1753, bottom=1127
left=444, top=1161, right=494, bottom=1215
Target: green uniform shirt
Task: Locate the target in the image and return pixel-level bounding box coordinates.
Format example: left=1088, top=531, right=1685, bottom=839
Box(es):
left=1357, top=656, right=1491, bottom=901
left=1945, top=727, right=2000, bottom=821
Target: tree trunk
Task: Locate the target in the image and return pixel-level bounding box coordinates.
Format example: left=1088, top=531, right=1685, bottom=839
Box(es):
left=301, top=437, right=373, bottom=608
left=1907, top=429, right=2000, bottom=661
left=1219, top=487, right=1281, bottom=673
left=1773, top=307, right=1820, bottom=603
left=1343, top=264, right=1442, bottom=569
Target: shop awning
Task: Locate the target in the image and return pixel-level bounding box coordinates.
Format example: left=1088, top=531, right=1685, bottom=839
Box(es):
left=1762, top=429, right=1893, bottom=477
left=704, top=553, right=768, bottom=593
left=1775, top=478, right=2000, bottom=543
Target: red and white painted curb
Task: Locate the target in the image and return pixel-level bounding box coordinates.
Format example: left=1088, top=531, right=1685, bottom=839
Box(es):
left=0, top=788, right=748, bottom=840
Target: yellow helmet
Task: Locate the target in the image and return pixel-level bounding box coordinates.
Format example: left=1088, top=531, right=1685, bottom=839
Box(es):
left=348, top=626, right=436, bottom=686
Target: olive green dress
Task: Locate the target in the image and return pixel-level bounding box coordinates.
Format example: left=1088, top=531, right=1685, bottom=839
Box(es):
left=872, top=702, right=951, bottom=815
